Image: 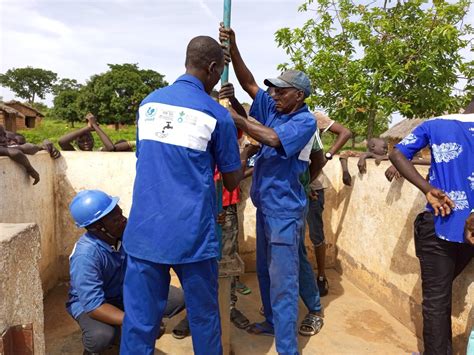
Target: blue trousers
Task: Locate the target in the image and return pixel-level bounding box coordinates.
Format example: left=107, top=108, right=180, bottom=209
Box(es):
left=121, top=255, right=222, bottom=355
left=299, top=202, right=322, bottom=313
left=256, top=209, right=302, bottom=355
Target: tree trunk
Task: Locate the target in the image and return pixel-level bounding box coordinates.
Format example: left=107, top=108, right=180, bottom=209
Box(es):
left=366, top=110, right=376, bottom=140
left=351, top=135, right=356, bottom=148
left=115, top=122, right=120, bottom=131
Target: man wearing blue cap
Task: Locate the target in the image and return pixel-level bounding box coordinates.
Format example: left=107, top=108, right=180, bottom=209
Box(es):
left=220, top=26, right=321, bottom=355
left=67, top=190, right=186, bottom=354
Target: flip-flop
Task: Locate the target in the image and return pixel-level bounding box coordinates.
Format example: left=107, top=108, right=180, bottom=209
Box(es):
left=235, top=281, right=252, bottom=295
left=246, top=322, right=274, bottom=337
left=299, top=312, right=324, bottom=336
left=230, top=308, right=250, bottom=329
left=172, top=317, right=190, bottom=339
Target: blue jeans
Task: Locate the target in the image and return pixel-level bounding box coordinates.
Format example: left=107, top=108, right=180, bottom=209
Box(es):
left=256, top=209, right=301, bottom=355
left=299, top=201, right=322, bottom=313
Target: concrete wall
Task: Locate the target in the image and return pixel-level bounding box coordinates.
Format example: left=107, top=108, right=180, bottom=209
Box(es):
left=0, top=223, right=45, bottom=354
left=328, top=158, right=473, bottom=354
left=54, top=152, right=136, bottom=280
left=0, top=153, right=58, bottom=292
left=0, top=152, right=472, bottom=352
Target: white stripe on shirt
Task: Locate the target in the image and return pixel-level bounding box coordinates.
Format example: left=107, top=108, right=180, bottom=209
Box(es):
left=138, top=102, right=217, bottom=152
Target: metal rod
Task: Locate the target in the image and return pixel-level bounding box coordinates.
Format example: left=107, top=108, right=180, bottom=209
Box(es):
left=217, top=0, right=232, bottom=260
left=221, top=0, right=232, bottom=85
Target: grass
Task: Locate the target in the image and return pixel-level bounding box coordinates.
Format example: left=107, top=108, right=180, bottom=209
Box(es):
left=322, top=133, right=366, bottom=153
left=18, top=119, right=136, bottom=150
left=19, top=118, right=366, bottom=153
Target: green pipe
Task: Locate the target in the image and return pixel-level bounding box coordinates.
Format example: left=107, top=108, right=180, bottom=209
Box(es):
left=221, top=0, right=232, bottom=85
left=217, top=0, right=231, bottom=260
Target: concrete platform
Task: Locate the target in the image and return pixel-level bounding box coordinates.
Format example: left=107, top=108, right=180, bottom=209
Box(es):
left=44, top=270, right=420, bottom=354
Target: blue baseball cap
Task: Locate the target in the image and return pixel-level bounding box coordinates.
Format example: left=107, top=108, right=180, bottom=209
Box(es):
left=264, top=70, right=312, bottom=98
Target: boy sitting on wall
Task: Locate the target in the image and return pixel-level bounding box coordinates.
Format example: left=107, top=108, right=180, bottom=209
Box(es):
left=0, top=124, right=60, bottom=185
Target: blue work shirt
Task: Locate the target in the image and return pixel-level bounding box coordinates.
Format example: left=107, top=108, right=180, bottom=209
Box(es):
left=123, top=74, right=242, bottom=264
left=66, top=233, right=125, bottom=319
left=396, top=114, right=474, bottom=243
left=249, top=88, right=317, bottom=218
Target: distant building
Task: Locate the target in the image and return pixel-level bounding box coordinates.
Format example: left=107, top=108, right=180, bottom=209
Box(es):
left=381, top=118, right=430, bottom=159
left=4, top=101, right=44, bottom=129
left=0, top=104, right=25, bottom=132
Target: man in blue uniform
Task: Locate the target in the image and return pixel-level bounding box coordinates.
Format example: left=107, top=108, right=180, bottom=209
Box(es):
left=121, top=36, right=243, bottom=355
left=67, top=190, right=185, bottom=354
left=390, top=98, right=474, bottom=354
left=220, top=26, right=317, bottom=355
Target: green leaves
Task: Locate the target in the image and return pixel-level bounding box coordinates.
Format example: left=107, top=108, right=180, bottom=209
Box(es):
left=0, top=67, right=58, bottom=104
left=51, top=64, right=168, bottom=128
left=275, top=0, right=473, bottom=138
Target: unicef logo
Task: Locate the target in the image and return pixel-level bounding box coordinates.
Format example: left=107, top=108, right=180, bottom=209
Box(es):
left=177, top=111, right=186, bottom=123
left=144, top=106, right=156, bottom=121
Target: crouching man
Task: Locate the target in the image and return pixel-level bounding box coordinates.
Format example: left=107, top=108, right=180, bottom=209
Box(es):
left=66, top=189, right=186, bottom=354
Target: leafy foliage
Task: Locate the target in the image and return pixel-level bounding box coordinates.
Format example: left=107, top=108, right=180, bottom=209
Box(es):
left=50, top=64, right=167, bottom=128
left=275, top=0, right=474, bottom=138
left=51, top=85, right=83, bottom=127
left=76, top=63, right=168, bottom=128
left=0, top=67, right=58, bottom=103
left=52, top=78, right=82, bottom=95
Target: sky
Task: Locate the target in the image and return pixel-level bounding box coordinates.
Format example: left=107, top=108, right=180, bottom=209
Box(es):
left=1, top=0, right=473, bottom=127
left=0, top=0, right=312, bottom=104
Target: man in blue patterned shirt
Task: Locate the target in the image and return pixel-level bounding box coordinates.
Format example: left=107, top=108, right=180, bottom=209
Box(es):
left=390, top=98, right=474, bottom=354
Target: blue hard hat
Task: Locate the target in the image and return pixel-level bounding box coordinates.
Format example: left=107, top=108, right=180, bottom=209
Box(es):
left=69, top=190, right=120, bottom=228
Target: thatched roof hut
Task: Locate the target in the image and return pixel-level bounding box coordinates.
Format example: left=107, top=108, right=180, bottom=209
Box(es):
left=0, top=104, right=21, bottom=116
left=0, top=104, right=25, bottom=132
left=381, top=118, right=430, bottom=159
left=381, top=118, right=426, bottom=140
left=4, top=101, right=44, bottom=129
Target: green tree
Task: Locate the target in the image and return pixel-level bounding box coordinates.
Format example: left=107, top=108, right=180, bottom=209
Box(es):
left=77, top=63, right=168, bottom=129
left=0, top=67, right=58, bottom=104
left=51, top=86, right=82, bottom=127
left=275, top=0, right=474, bottom=139
left=52, top=78, right=82, bottom=95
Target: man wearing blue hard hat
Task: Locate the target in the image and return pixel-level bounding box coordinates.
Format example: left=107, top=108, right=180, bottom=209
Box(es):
left=220, top=25, right=323, bottom=355
left=67, top=189, right=186, bottom=354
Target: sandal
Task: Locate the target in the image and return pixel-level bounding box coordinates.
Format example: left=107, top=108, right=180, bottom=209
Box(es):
left=172, top=317, right=190, bottom=339
left=235, top=281, right=251, bottom=295
left=230, top=308, right=250, bottom=329
left=299, top=312, right=324, bottom=336
left=246, top=321, right=274, bottom=337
